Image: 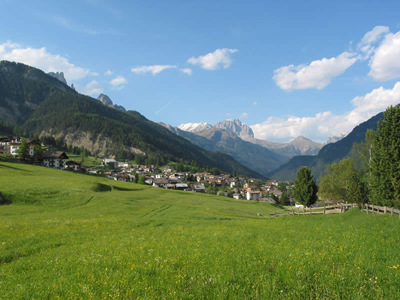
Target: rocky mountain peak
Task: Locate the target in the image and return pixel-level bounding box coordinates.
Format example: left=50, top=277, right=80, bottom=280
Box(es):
left=292, top=136, right=308, bottom=142
left=214, top=119, right=254, bottom=138
left=47, top=71, right=67, bottom=85
left=97, top=94, right=126, bottom=112
left=97, top=94, right=113, bottom=106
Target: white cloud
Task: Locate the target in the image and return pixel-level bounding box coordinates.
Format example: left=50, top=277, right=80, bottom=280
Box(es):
left=77, top=80, right=103, bottom=96
left=357, top=26, right=389, bottom=60
left=273, top=52, right=357, bottom=90
left=110, top=75, right=127, bottom=90
left=239, top=112, right=248, bottom=119
left=180, top=68, right=192, bottom=75
left=368, top=31, right=400, bottom=81
left=360, top=26, right=389, bottom=46
left=252, top=101, right=258, bottom=106
left=272, top=26, right=392, bottom=90
left=251, top=81, right=400, bottom=142
left=131, top=65, right=177, bottom=75
left=188, top=48, right=238, bottom=70
left=0, top=41, right=95, bottom=81
left=104, top=69, right=113, bottom=75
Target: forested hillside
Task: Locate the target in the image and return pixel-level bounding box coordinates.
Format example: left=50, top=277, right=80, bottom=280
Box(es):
left=0, top=61, right=76, bottom=125
left=0, top=61, right=262, bottom=178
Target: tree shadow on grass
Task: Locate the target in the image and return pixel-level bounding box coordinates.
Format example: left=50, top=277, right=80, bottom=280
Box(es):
left=0, top=192, right=12, bottom=205
left=0, top=163, right=31, bottom=172
left=112, top=186, right=144, bottom=192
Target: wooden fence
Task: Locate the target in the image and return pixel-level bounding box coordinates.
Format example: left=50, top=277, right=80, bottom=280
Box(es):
left=269, top=203, right=358, bottom=219
left=362, top=204, right=400, bottom=217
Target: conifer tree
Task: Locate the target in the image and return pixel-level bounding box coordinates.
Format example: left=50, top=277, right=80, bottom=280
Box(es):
left=294, top=166, right=318, bottom=207
left=370, top=105, right=400, bottom=207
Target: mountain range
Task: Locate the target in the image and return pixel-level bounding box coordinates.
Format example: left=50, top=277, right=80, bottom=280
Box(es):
left=1, top=60, right=390, bottom=181
left=161, top=123, right=288, bottom=176
left=173, top=119, right=324, bottom=174
left=268, top=111, right=385, bottom=181
left=0, top=60, right=262, bottom=178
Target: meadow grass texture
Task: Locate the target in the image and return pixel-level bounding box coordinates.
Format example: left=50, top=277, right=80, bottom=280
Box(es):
left=0, top=162, right=399, bottom=299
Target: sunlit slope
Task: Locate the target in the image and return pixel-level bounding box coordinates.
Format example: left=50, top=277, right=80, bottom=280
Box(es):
left=1, top=162, right=400, bottom=299
left=0, top=162, right=277, bottom=218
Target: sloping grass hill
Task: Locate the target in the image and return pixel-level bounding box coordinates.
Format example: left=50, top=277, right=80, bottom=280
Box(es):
left=1, top=162, right=400, bottom=299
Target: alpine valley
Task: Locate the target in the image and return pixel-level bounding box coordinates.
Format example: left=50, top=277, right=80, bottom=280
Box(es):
left=0, top=60, right=391, bottom=180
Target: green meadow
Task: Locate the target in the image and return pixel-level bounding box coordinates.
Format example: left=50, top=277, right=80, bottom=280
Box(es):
left=65, top=153, right=103, bottom=168
left=0, top=162, right=399, bottom=299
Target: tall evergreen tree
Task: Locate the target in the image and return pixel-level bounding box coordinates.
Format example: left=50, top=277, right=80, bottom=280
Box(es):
left=294, top=166, right=318, bottom=207
left=370, top=105, right=400, bottom=207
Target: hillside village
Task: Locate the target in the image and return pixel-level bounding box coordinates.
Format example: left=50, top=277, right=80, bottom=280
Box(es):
left=0, top=134, right=295, bottom=203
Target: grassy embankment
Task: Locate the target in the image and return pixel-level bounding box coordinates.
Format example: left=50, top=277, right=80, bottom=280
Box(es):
left=0, top=161, right=399, bottom=299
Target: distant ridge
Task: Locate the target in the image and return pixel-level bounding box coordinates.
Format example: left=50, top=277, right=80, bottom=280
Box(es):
left=178, top=118, right=323, bottom=158
left=162, top=123, right=288, bottom=176
left=179, top=119, right=254, bottom=138
left=268, top=110, right=387, bottom=181
left=178, top=122, right=212, bottom=132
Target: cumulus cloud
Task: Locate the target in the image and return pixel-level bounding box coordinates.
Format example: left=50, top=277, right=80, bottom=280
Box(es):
left=131, top=65, right=177, bottom=75
left=273, top=52, right=357, bottom=90
left=104, top=69, right=113, bottom=75
left=368, top=31, right=400, bottom=81
left=77, top=80, right=103, bottom=96
left=110, top=75, right=127, bottom=90
left=251, top=82, right=400, bottom=142
left=180, top=68, right=192, bottom=75
left=0, top=41, right=95, bottom=81
left=188, top=48, right=238, bottom=70
left=272, top=26, right=394, bottom=90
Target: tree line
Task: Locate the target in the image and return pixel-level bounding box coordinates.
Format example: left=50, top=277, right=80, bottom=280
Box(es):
left=293, top=105, right=400, bottom=208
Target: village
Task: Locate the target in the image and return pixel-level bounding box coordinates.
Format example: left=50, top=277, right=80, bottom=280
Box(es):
left=0, top=135, right=296, bottom=204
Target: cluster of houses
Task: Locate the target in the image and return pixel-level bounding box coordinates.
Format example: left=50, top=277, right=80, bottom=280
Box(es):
left=0, top=135, right=295, bottom=203
left=0, top=136, right=70, bottom=168
left=96, top=160, right=295, bottom=202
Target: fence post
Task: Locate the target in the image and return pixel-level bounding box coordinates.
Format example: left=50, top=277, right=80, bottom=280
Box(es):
left=303, top=207, right=305, bottom=215
left=310, top=207, right=312, bottom=215
left=324, top=204, right=326, bottom=215
left=384, top=206, right=387, bottom=214
left=392, top=207, right=394, bottom=216
left=372, top=205, right=375, bottom=214
left=366, top=204, right=368, bottom=214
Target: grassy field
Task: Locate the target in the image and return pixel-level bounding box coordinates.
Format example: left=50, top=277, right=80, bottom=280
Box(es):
left=65, top=153, right=103, bottom=168
left=0, top=162, right=399, bottom=299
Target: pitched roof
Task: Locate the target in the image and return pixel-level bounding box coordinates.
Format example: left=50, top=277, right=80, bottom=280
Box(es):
left=43, top=151, right=69, bottom=159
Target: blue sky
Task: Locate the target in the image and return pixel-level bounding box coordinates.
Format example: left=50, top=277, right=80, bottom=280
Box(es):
left=1, top=0, right=400, bottom=142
